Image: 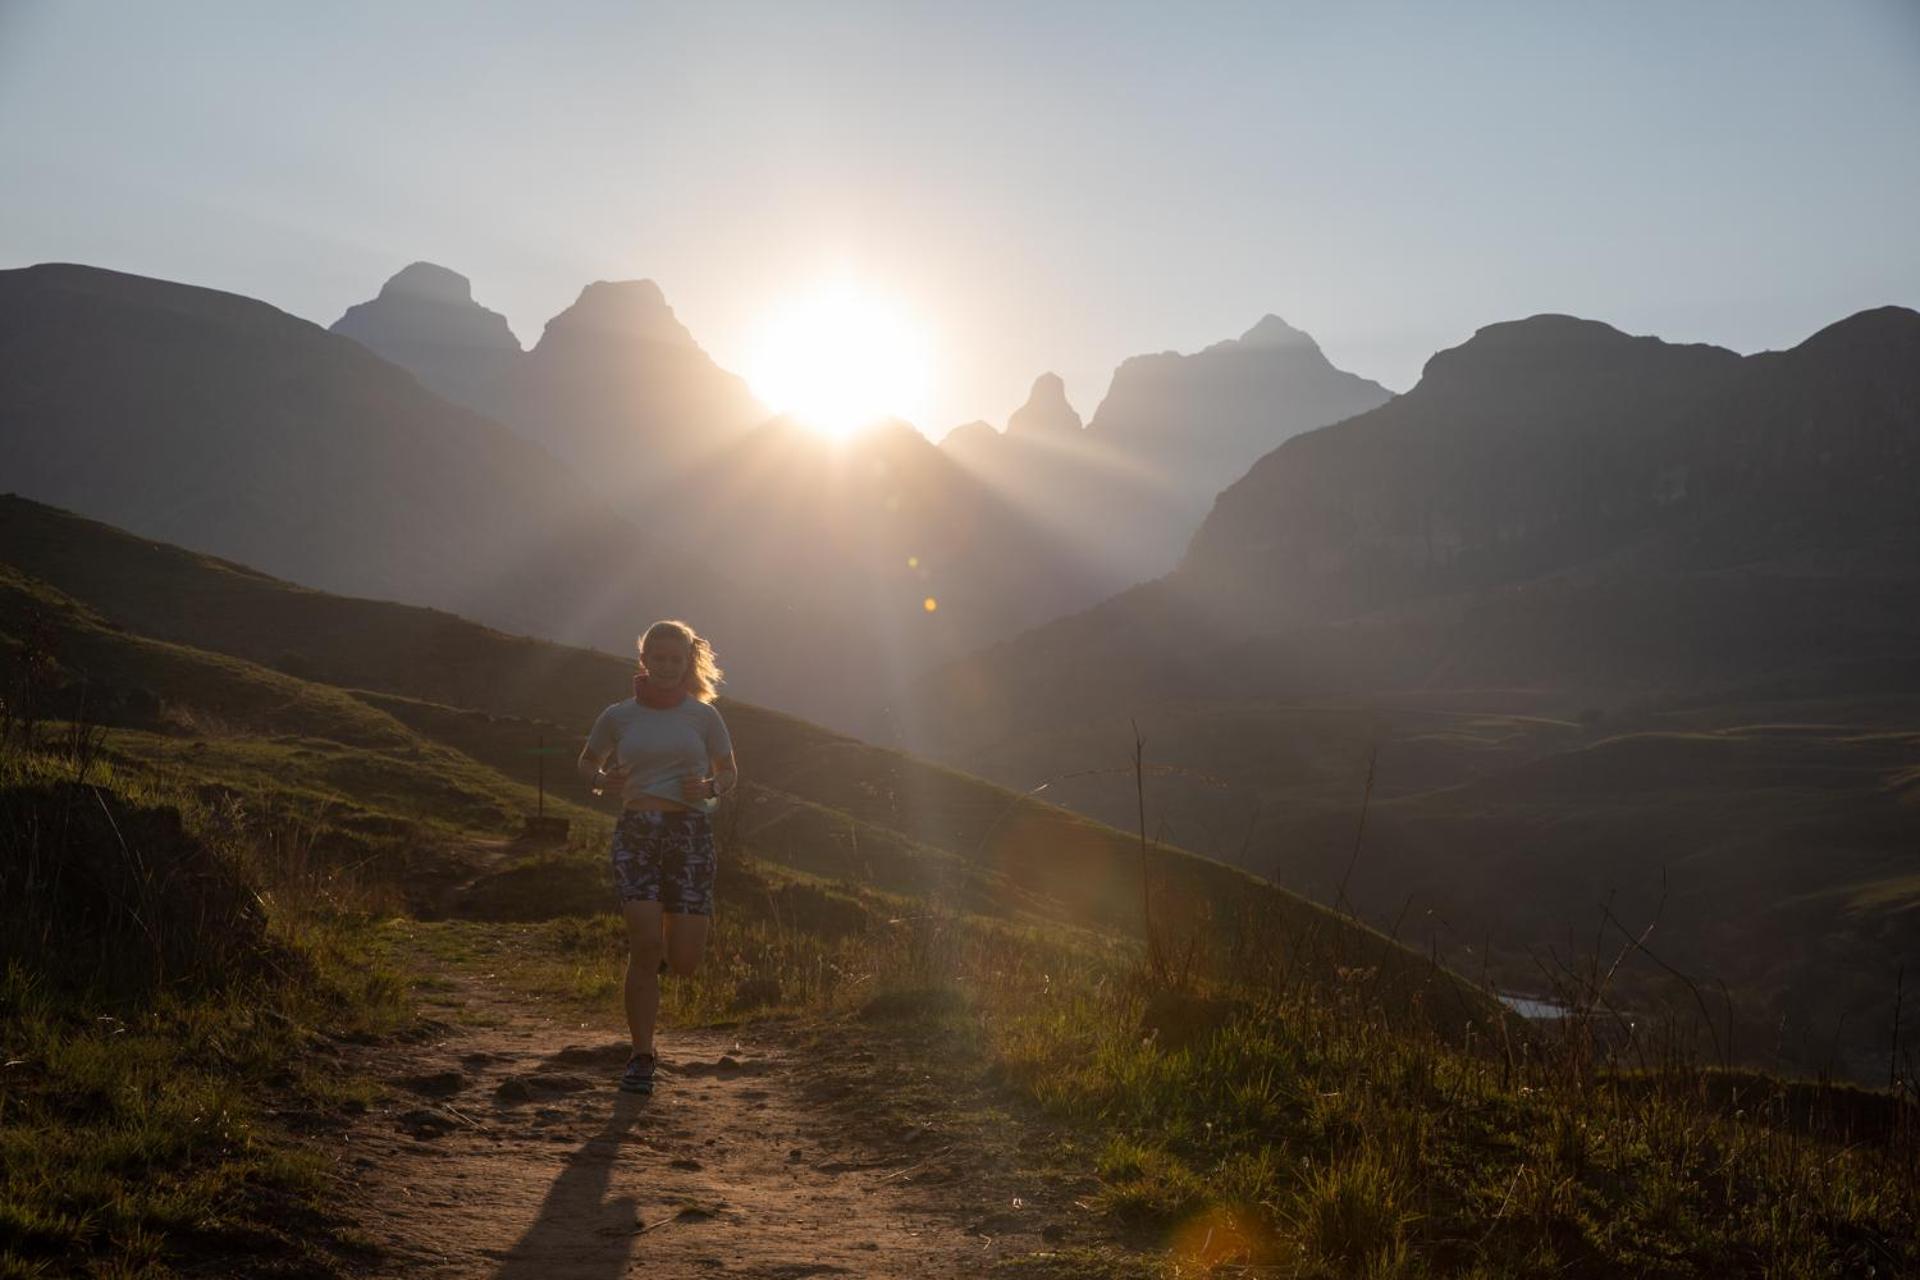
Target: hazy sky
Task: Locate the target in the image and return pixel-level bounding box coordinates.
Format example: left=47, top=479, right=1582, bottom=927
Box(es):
left=4, top=1, right=1917, bottom=434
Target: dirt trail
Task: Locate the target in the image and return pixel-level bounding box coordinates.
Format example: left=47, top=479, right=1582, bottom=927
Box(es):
left=335, top=968, right=1105, bottom=1279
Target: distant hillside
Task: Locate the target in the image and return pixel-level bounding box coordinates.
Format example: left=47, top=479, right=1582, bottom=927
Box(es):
left=942, top=317, right=1392, bottom=584
left=920, top=306, right=1920, bottom=1081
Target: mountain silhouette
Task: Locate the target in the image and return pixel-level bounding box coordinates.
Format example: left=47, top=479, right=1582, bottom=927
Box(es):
left=1005, top=372, right=1083, bottom=436
left=5, top=263, right=1115, bottom=737
left=537, top=278, right=695, bottom=348
left=1183, top=307, right=1920, bottom=636
left=1088, top=313, right=1392, bottom=512
left=941, top=315, right=1392, bottom=583
left=0, top=263, right=694, bottom=644
left=328, top=261, right=520, bottom=416
left=930, top=307, right=1920, bottom=740
left=331, top=265, right=764, bottom=486
left=1183, top=313, right=1747, bottom=621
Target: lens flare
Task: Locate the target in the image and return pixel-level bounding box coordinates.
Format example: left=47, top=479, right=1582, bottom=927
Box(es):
left=1169, top=1206, right=1274, bottom=1272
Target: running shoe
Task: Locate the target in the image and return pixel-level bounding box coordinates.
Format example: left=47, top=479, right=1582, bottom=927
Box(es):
left=619, top=1051, right=656, bottom=1094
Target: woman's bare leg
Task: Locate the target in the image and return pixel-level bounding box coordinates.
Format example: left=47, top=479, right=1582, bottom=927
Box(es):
left=622, top=899, right=666, bottom=1054
left=663, top=912, right=711, bottom=977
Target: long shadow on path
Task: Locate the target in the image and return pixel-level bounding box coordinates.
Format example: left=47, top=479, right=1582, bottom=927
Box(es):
left=493, top=1092, right=649, bottom=1280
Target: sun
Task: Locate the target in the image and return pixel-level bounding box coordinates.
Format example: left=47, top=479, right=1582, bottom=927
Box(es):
left=743, top=282, right=932, bottom=439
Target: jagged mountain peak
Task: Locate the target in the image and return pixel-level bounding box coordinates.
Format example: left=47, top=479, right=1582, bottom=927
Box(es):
left=1236, top=313, right=1315, bottom=349
left=534, top=279, right=696, bottom=352
left=1007, top=372, right=1083, bottom=436
left=1196, top=313, right=1321, bottom=357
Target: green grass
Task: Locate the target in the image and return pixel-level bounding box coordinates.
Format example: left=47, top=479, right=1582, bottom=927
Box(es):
left=379, top=851, right=1920, bottom=1277
left=0, top=566, right=593, bottom=843
left=0, top=959, right=400, bottom=1277
left=0, top=745, right=411, bottom=1278
left=982, top=958, right=1919, bottom=1276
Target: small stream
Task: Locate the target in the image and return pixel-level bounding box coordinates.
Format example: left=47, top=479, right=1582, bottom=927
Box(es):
left=1499, top=992, right=1571, bottom=1020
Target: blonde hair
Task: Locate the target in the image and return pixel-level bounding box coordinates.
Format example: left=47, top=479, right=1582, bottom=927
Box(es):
left=640, top=619, right=724, bottom=703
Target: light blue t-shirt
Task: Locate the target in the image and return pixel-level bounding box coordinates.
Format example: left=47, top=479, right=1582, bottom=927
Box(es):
left=585, top=697, right=734, bottom=813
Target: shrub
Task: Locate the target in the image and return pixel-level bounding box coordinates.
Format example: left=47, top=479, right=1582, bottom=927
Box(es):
left=0, top=780, right=274, bottom=998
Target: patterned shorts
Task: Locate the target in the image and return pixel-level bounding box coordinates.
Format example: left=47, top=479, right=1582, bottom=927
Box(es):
left=610, top=809, right=717, bottom=916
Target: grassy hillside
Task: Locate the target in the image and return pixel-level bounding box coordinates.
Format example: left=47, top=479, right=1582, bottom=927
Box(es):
left=0, top=565, right=597, bottom=842
left=929, top=675, right=1920, bottom=1083
left=5, top=499, right=1917, bottom=1277
left=0, top=738, right=415, bottom=1276
left=0, top=494, right=1438, bottom=972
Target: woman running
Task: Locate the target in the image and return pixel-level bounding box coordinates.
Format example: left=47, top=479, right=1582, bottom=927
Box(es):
left=577, top=619, right=737, bottom=1094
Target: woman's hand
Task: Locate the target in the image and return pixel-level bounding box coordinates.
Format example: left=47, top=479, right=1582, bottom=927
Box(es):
left=679, top=774, right=714, bottom=804
left=578, top=746, right=627, bottom=792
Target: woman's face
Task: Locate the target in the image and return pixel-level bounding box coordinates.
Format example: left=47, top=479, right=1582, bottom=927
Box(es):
left=641, top=633, right=692, bottom=688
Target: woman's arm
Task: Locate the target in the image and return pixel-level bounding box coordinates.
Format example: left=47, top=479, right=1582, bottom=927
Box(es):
left=710, top=751, right=738, bottom=798
left=679, top=751, right=738, bottom=804
left=579, top=708, right=622, bottom=789
left=577, top=742, right=628, bottom=788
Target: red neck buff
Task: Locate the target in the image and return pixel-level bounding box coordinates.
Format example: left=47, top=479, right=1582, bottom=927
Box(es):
left=633, top=670, right=687, bottom=709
